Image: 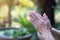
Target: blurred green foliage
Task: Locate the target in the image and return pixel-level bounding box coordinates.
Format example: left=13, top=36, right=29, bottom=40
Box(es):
left=4, top=27, right=30, bottom=38
left=13, top=14, right=36, bottom=33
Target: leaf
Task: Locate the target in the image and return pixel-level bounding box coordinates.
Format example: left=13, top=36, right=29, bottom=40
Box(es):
left=18, top=15, right=29, bottom=26
left=13, top=14, right=36, bottom=33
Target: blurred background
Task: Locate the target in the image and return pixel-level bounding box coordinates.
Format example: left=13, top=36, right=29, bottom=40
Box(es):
left=0, top=0, right=60, bottom=40
left=0, top=0, right=60, bottom=29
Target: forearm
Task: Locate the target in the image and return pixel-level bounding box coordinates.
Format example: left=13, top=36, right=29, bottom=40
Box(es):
left=51, top=28, right=60, bottom=40
left=37, top=30, right=55, bottom=40
left=51, top=28, right=60, bottom=35
left=42, top=30, right=55, bottom=40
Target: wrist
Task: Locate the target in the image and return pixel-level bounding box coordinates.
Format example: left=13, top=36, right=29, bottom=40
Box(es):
left=42, top=31, right=55, bottom=40
left=37, top=32, right=44, bottom=40
left=38, top=30, right=55, bottom=40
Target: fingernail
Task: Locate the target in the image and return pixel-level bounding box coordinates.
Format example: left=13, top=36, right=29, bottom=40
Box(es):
left=43, top=13, right=46, bottom=16
left=44, top=13, right=46, bottom=15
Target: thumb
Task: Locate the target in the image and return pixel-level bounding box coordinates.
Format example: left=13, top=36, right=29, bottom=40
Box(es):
left=43, top=13, right=47, bottom=17
left=43, top=13, right=47, bottom=20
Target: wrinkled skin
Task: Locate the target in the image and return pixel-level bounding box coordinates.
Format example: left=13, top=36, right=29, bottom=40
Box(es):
left=29, top=11, right=55, bottom=40
left=29, top=11, right=51, bottom=33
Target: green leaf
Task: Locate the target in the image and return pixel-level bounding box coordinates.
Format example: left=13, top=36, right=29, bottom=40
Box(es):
left=13, top=14, right=36, bottom=33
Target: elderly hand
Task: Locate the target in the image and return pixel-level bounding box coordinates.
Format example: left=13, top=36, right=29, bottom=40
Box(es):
left=29, top=11, right=51, bottom=33
left=29, top=11, right=55, bottom=40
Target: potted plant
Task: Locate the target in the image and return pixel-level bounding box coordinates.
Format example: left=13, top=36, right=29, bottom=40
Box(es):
left=0, top=14, right=35, bottom=40
left=13, top=14, right=36, bottom=40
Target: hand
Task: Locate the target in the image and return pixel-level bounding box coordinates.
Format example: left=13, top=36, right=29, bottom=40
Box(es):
left=42, top=13, right=51, bottom=30
left=29, top=11, right=55, bottom=40
left=29, top=11, right=50, bottom=33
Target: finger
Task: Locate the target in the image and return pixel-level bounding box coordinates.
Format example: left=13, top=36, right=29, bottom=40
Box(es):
left=43, top=13, right=51, bottom=28
left=30, top=19, right=37, bottom=29
left=30, top=18, right=35, bottom=25
left=30, top=11, right=40, bottom=20
left=43, top=13, right=51, bottom=23
left=35, top=11, right=42, bottom=18
left=29, top=12, right=37, bottom=21
left=31, top=11, right=44, bottom=23
left=33, top=11, right=43, bottom=20
left=32, top=11, right=44, bottom=22
left=43, top=13, right=49, bottom=20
